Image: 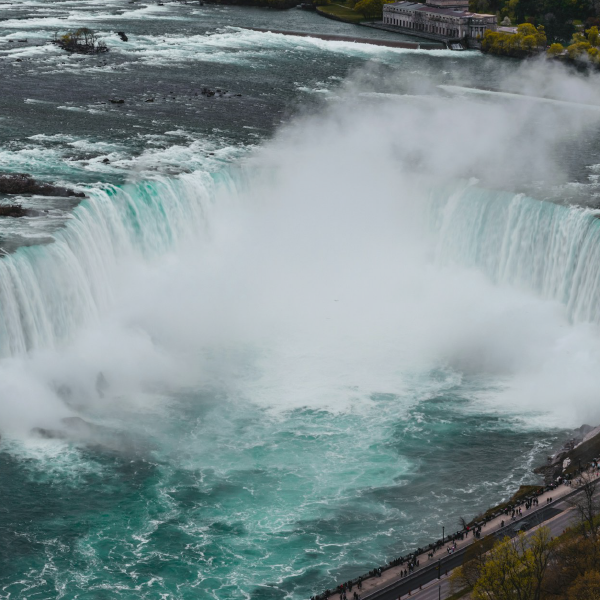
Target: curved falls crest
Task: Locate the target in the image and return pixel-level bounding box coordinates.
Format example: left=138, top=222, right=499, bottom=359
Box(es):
left=0, top=172, right=599, bottom=358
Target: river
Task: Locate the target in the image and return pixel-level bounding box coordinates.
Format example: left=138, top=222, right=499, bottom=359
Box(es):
left=1, top=2, right=600, bottom=599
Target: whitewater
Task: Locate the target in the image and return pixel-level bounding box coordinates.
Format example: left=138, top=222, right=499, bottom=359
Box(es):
left=3, top=2, right=600, bottom=600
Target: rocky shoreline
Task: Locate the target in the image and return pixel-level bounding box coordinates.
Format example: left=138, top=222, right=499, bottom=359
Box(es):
left=534, top=422, right=600, bottom=484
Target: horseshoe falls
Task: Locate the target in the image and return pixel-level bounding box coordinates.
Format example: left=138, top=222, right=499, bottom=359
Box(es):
left=431, top=186, right=600, bottom=324
left=4, top=178, right=600, bottom=359
left=3, top=2, right=600, bottom=600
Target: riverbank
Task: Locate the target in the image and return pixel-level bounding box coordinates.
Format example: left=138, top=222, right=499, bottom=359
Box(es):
left=316, top=2, right=365, bottom=24
left=314, top=479, right=580, bottom=600
left=309, top=425, right=600, bottom=600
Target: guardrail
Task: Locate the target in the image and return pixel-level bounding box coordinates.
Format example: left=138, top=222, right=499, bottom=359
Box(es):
left=310, top=478, right=592, bottom=600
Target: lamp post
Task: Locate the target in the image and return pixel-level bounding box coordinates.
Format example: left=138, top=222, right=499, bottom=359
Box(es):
left=442, top=526, right=445, bottom=544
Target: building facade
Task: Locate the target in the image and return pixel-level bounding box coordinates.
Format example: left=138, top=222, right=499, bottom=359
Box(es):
left=382, top=0, right=497, bottom=42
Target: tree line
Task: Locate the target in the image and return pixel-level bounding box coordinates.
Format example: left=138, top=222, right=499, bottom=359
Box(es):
left=547, top=25, right=600, bottom=64
left=469, top=0, right=598, bottom=43
left=481, top=22, right=547, bottom=56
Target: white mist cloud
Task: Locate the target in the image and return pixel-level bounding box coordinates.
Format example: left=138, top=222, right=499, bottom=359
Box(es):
left=2, top=58, right=600, bottom=434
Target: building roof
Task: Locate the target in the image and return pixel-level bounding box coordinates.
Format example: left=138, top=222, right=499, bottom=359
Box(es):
left=384, top=1, right=495, bottom=18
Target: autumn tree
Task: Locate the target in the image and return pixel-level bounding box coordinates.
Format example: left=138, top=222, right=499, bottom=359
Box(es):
left=516, top=22, right=536, bottom=36
left=566, top=40, right=591, bottom=58
left=471, top=527, right=554, bottom=600
left=568, top=571, right=600, bottom=600
left=547, top=42, right=564, bottom=55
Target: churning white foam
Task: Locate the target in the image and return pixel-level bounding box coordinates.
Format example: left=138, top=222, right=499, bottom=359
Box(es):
left=2, top=62, right=600, bottom=435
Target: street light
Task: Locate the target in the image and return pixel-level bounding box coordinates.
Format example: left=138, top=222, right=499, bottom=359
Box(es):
left=442, top=526, right=445, bottom=544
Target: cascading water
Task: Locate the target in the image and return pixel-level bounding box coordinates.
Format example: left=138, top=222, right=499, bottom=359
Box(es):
left=3, top=172, right=600, bottom=359
left=0, top=165, right=591, bottom=599
left=430, top=184, right=600, bottom=324
left=4, top=3, right=600, bottom=594
left=0, top=171, right=231, bottom=357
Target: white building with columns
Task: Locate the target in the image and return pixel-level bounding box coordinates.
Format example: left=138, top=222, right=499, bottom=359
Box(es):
left=382, top=0, right=497, bottom=43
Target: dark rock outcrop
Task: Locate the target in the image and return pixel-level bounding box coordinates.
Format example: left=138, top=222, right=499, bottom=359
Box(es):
left=0, top=173, right=85, bottom=198
left=0, top=204, right=28, bottom=217
left=200, top=87, right=232, bottom=98
left=117, top=31, right=129, bottom=42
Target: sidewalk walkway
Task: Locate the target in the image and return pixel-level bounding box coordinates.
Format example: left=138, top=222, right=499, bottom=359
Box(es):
left=324, top=471, right=598, bottom=600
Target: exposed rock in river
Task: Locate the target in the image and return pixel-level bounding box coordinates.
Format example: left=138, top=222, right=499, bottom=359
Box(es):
left=0, top=173, right=85, bottom=198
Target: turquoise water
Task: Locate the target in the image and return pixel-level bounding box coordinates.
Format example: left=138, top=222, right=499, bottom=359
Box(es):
left=3, top=2, right=600, bottom=599
left=0, top=372, right=564, bottom=600
left=0, top=171, right=590, bottom=600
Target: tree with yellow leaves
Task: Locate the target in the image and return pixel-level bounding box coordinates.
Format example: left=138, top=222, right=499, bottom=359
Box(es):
left=471, top=527, right=554, bottom=600
left=547, top=42, right=565, bottom=56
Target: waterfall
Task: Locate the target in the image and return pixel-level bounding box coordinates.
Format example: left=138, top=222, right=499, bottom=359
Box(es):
left=1, top=172, right=600, bottom=360
left=0, top=171, right=232, bottom=357
left=430, top=183, right=600, bottom=324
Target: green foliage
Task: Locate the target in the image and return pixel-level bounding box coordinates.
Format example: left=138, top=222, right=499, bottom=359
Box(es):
left=471, top=528, right=554, bottom=600
left=480, top=24, right=545, bottom=56
left=469, top=0, right=490, bottom=13
left=476, top=0, right=594, bottom=43
left=562, top=26, right=600, bottom=64
left=567, top=40, right=591, bottom=58
left=464, top=486, right=600, bottom=600
left=316, top=0, right=365, bottom=21
left=353, top=0, right=389, bottom=19
left=568, top=571, right=600, bottom=600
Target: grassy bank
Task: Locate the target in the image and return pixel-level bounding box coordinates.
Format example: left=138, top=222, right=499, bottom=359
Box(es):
left=316, top=1, right=365, bottom=23
left=470, top=485, right=544, bottom=525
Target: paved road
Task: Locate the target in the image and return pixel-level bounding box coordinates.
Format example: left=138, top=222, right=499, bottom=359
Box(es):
left=366, top=501, right=578, bottom=600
